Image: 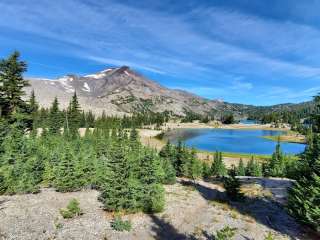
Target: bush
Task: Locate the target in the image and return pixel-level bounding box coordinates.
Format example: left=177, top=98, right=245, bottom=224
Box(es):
left=149, top=184, right=165, bottom=213
left=223, top=176, right=243, bottom=201
left=214, top=226, right=237, bottom=240
left=60, top=199, right=82, bottom=219
left=111, top=217, right=132, bottom=232
left=264, top=232, right=275, bottom=240
left=161, top=159, right=176, bottom=185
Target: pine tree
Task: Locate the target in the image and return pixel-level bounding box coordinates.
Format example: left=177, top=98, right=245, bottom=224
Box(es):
left=86, top=110, right=95, bottom=128
left=0, top=126, right=41, bottom=194
left=181, top=148, right=202, bottom=180
left=288, top=133, right=320, bottom=231
left=245, top=157, right=262, bottom=177
left=264, top=139, right=286, bottom=177
left=223, top=166, right=243, bottom=201
left=161, top=158, right=176, bottom=184
left=0, top=51, right=28, bottom=117
left=99, top=141, right=133, bottom=212
left=202, top=161, right=211, bottom=178
left=236, top=158, right=246, bottom=176
left=175, top=140, right=184, bottom=175
left=138, top=153, right=165, bottom=212
left=28, top=90, right=39, bottom=128
left=159, top=141, right=173, bottom=159
left=287, top=95, right=320, bottom=231
left=79, top=111, right=86, bottom=127
left=48, top=97, right=62, bottom=135
left=67, top=92, right=81, bottom=136
left=28, top=89, right=38, bottom=114
left=211, top=151, right=226, bottom=177
left=53, top=145, right=80, bottom=192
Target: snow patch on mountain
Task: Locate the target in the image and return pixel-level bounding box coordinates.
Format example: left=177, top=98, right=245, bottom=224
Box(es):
left=58, top=76, right=74, bottom=93
left=82, top=82, right=90, bottom=92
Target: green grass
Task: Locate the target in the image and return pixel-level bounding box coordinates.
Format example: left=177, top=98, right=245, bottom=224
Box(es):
left=199, top=150, right=270, bottom=160
left=221, top=151, right=270, bottom=160
left=261, top=135, right=306, bottom=144
left=199, top=150, right=299, bottom=161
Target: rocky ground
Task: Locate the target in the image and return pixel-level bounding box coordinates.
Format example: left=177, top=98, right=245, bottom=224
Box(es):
left=0, top=178, right=314, bottom=240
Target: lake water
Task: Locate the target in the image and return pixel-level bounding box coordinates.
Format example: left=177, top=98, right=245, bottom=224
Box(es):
left=165, top=128, right=306, bottom=155
left=239, top=119, right=259, bottom=124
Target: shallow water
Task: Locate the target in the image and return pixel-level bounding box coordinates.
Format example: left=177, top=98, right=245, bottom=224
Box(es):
left=165, top=128, right=306, bottom=155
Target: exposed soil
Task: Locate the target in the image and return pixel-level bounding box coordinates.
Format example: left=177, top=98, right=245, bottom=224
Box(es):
left=0, top=178, right=314, bottom=240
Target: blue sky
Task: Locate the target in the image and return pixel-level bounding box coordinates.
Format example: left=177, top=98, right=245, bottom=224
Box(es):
left=1, top=0, right=320, bottom=105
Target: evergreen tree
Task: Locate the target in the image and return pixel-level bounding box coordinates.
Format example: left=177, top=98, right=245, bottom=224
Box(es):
left=264, top=139, right=286, bottom=177
left=288, top=95, right=320, bottom=231
left=236, top=158, right=246, bottom=176
left=99, top=141, right=134, bottom=212
left=175, top=140, right=184, bottom=175
left=288, top=133, right=320, bottom=231
left=159, top=141, right=173, bottom=159
left=48, top=97, right=62, bottom=135
left=0, top=126, right=42, bottom=194
left=28, top=89, right=39, bottom=130
left=161, top=158, right=176, bottom=184
left=85, top=110, right=95, bottom=128
left=67, top=92, right=81, bottom=136
left=53, top=145, right=80, bottom=192
left=28, top=89, right=38, bottom=114
left=223, top=167, right=243, bottom=201
left=202, top=161, right=211, bottom=178
left=211, top=151, right=226, bottom=177
left=182, top=148, right=202, bottom=180
left=246, top=157, right=262, bottom=177
left=138, top=153, right=165, bottom=212
left=0, top=51, right=28, bottom=117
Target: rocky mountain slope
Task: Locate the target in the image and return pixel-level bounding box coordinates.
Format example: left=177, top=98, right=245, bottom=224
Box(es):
left=25, top=66, right=251, bottom=116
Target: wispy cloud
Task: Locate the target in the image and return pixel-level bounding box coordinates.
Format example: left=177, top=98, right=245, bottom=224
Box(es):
left=88, top=56, right=166, bottom=74
left=258, top=86, right=320, bottom=102
left=0, top=0, right=319, bottom=104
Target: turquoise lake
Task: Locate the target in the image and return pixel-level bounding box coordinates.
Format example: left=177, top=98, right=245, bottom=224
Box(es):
left=165, top=128, right=306, bottom=155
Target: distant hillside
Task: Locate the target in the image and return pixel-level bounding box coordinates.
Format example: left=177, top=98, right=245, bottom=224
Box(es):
left=244, top=101, right=315, bottom=121
left=25, top=66, right=251, bottom=116
left=25, top=66, right=313, bottom=118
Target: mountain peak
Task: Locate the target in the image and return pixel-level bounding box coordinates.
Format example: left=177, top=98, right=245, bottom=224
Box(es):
left=26, top=66, right=230, bottom=116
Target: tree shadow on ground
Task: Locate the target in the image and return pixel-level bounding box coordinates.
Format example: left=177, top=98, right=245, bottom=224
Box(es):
left=179, top=179, right=301, bottom=240
left=150, top=214, right=191, bottom=240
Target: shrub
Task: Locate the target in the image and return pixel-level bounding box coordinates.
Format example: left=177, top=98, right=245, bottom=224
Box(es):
left=161, top=159, right=176, bottom=185
left=111, top=217, right=132, bottom=232
left=60, top=199, right=82, bottom=219
left=214, top=226, right=237, bottom=240
left=264, top=232, right=275, bottom=240
left=149, top=184, right=165, bottom=213
left=223, top=176, right=243, bottom=201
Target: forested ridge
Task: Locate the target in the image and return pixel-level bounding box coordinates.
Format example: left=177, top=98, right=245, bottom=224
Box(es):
left=0, top=52, right=319, bottom=234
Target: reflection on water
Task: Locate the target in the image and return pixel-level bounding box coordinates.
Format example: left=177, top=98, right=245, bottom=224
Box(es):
left=164, top=128, right=305, bottom=155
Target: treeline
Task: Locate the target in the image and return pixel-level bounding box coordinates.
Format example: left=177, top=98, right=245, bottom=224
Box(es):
left=158, top=139, right=295, bottom=180
left=181, top=109, right=237, bottom=124
left=247, top=102, right=316, bottom=131
left=33, top=97, right=170, bottom=131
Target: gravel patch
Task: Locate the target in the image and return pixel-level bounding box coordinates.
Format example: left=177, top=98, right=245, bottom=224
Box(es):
left=0, top=179, right=312, bottom=240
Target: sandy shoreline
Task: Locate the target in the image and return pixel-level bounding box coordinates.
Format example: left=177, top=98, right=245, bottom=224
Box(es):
left=161, top=122, right=291, bottom=131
